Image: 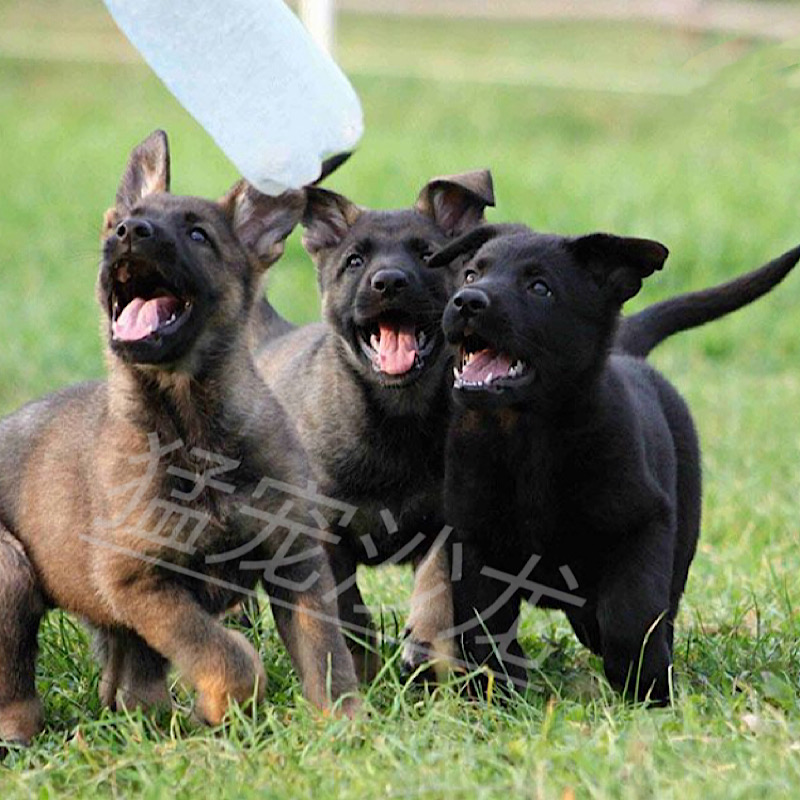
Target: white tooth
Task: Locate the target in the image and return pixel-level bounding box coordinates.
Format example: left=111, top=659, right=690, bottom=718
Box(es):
left=453, top=367, right=459, bottom=379
left=486, top=372, right=493, bottom=384
left=370, top=334, right=380, bottom=351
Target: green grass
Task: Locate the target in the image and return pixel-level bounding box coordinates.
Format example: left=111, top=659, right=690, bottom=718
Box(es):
left=1, top=2, right=800, bottom=797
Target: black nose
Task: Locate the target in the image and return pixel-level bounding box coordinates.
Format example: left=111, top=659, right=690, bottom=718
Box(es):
left=115, top=217, right=154, bottom=243
left=371, top=268, right=410, bottom=296
left=452, top=287, right=490, bottom=318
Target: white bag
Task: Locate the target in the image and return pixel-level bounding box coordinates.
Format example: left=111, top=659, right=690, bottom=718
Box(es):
left=104, top=0, right=363, bottom=195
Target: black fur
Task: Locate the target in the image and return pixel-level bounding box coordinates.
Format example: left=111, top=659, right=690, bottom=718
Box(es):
left=429, top=223, right=701, bottom=703
left=617, top=245, right=800, bottom=357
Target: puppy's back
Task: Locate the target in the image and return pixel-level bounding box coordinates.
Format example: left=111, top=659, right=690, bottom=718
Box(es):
left=0, top=382, right=105, bottom=528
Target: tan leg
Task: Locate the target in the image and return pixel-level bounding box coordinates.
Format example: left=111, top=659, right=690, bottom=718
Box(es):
left=402, top=541, right=455, bottom=681
left=267, top=557, right=360, bottom=717
left=100, top=563, right=265, bottom=726
left=0, top=524, right=45, bottom=746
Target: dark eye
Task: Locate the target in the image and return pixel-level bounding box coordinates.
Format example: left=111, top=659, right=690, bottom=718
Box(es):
left=346, top=253, right=365, bottom=269
left=464, top=269, right=478, bottom=284
left=530, top=279, right=552, bottom=297
left=189, top=226, right=210, bottom=244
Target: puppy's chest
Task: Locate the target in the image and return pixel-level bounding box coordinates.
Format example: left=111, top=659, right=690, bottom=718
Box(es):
left=335, top=492, right=445, bottom=566
left=322, top=419, right=443, bottom=491
left=100, top=447, right=284, bottom=577
left=447, top=426, right=597, bottom=554
left=315, top=425, right=445, bottom=564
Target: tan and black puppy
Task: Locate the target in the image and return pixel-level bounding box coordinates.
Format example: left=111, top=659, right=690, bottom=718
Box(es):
left=253, top=175, right=494, bottom=679
left=0, top=131, right=359, bottom=747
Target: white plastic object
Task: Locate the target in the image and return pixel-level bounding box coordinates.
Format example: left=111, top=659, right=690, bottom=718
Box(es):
left=104, top=0, right=363, bottom=195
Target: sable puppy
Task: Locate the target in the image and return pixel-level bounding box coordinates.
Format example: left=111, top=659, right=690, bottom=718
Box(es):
left=0, top=131, right=358, bottom=747
left=428, top=223, right=800, bottom=702
left=254, top=174, right=495, bottom=678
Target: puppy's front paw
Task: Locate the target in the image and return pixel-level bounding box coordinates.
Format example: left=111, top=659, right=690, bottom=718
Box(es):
left=194, top=630, right=266, bottom=726
left=0, top=697, right=43, bottom=748
left=400, top=630, right=453, bottom=684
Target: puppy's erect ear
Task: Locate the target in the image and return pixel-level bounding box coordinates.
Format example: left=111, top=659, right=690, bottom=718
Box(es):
left=115, top=130, right=171, bottom=214
left=569, top=233, right=668, bottom=303
left=302, top=187, right=362, bottom=256
left=415, top=170, right=495, bottom=237
left=219, top=181, right=306, bottom=272
left=427, top=223, right=530, bottom=270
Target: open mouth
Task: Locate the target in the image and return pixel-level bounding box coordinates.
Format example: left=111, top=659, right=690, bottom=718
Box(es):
left=453, top=331, right=534, bottom=392
left=356, top=314, right=436, bottom=377
left=109, top=257, right=192, bottom=344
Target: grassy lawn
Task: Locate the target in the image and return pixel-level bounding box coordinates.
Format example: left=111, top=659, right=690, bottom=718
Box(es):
left=1, top=2, right=799, bottom=797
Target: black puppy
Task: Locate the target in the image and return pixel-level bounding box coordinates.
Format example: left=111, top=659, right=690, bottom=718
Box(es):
left=427, top=224, right=799, bottom=702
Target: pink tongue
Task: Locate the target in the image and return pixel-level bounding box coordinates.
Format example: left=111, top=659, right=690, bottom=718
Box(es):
left=462, top=349, right=512, bottom=383
left=113, top=296, right=180, bottom=342
left=378, top=322, right=418, bottom=375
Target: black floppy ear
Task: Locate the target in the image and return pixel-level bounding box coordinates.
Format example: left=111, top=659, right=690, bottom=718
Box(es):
left=115, top=130, right=170, bottom=214
left=219, top=181, right=305, bottom=273
left=427, top=223, right=530, bottom=269
left=569, top=233, right=668, bottom=303
left=301, top=187, right=362, bottom=256
left=415, top=170, right=495, bottom=237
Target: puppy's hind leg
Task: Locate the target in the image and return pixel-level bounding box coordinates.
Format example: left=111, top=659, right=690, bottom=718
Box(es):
left=597, top=513, right=675, bottom=705
left=93, top=627, right=171, bottom=712
left=0, top=524, right=45, bottom=747
left=565, top=604, right=603, bottom=656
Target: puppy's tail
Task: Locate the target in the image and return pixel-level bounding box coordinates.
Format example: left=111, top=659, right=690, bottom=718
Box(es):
left=616, top=244, right=800, bottom=358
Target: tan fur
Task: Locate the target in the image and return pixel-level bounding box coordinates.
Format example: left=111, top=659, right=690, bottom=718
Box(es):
left=403, top=542, right=456, bottom=679
left=0, top=699, right=43, bottom=745
left=0, top=131, right=358, bottom=746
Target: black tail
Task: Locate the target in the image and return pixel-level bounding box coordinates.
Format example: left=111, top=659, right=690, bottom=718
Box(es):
left=615, top=244, right=800, bottom=358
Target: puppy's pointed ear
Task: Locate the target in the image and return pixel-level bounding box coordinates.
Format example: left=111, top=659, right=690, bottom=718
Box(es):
left=219, top=181, right=306, bottom=273
left=115, top=130, right=170, bottom=214
left=415, top=170, right=495, bottom=237
left=302, top=187, right=362, bottom=256
left=570, top=233, right=668, bottom=303
left=427, top=223, right=530, bottom=269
